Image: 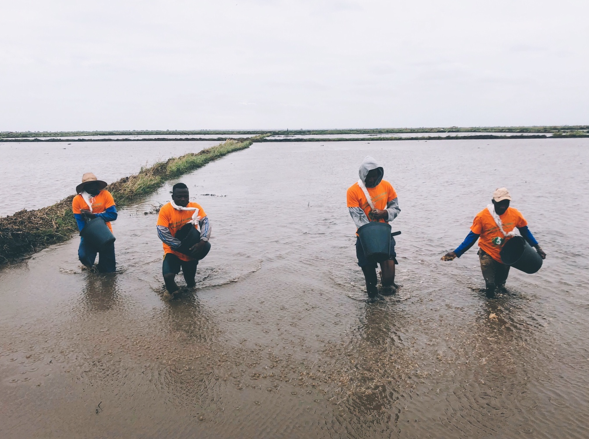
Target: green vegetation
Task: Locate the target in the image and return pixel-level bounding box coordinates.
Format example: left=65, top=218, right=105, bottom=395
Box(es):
left=552, top=130, right=589, bottom=137
left=0, top=137, right=262, bottom=265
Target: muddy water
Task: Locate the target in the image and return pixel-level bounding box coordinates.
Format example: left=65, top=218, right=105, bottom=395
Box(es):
left=0, top=140, right=218, bottom=216
left=1, top=138, right=589, bottom=438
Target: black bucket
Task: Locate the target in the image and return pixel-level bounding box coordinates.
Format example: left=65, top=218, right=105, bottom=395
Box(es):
left=358, top=222, right=392, bottom=263
left=80, top=217, right=116, bottom=251
left=175, top=223, right=201, bottom=256
left=500, top=236, right=543, bottom=274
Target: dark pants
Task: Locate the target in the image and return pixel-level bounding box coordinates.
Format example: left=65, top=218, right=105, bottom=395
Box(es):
left=78, top=237, right=116, bottom=273
left=162, top=254, right=198, bottom=292
left=356, top=237, right=397, bottom=268
left=479, top=249, right=510, bottom=294
left=162, top=242, right=211, bottom=292
left=356, top=237, right=397, bottom=297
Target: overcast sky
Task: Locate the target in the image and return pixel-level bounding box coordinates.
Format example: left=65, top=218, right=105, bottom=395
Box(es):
left=1, top=0, right=587, bottom=131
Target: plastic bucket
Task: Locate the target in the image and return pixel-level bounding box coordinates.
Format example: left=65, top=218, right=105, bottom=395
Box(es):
left=358, top=222, right=392, bottom=263
left=175, top=223, right=201, bottom=256
left=500, top=236, right=543, bottom=274
left=80, top=217, right=116, bottom=251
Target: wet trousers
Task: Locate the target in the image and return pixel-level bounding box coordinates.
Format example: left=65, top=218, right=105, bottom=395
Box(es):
left=356, top=238, right=397, bottom=297
left=162, top=254, right=198, bottom=292
left=162, top=242, right=211, bottom=292
left=479, top=249, right=510, bottom=291
left=78, top=237, right=116, bottom=273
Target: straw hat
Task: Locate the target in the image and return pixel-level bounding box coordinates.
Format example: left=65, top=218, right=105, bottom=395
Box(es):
left=76, top=173, right=107, bottom=194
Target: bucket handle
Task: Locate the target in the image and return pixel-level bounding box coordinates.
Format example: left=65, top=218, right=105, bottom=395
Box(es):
left=391, top=231, right=401, bottom=237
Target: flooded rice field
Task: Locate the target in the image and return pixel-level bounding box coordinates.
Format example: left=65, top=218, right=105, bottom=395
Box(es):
left=1, top=138, right=588, bottom=438
left=0, top=141, right=218, bottom=216
left=0, top=134, right=256, bottom=141
left=266, top=132, right=552, bottom=140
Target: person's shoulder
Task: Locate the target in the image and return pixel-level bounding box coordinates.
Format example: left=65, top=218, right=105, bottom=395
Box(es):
left=347, top=181, right=361, bottom=193
left=188, top=202, right=203, bottom=209
left=381, top=180, right=395, bottom=191
left=508, top=207, right=524, bottom=218
left=72, top=194, right=83, bottom=206
left=100, top=189, right=115, bottom=200
left=474, top=208, right=490, bottom=220
left=158, top=202, right=173, bottom=214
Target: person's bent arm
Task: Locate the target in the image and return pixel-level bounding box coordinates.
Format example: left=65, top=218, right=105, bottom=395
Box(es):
left=518, top=226, right=546, bottom=259
left=157, top=225, right=181, bottom=249
left=349, top=207, right=369, bottom=228
left=442, top=231, right=480, bottom=261
left=96, top=205, right=118, bottom=223
left=73, top=214, right=86, bottom=231
left=518, top=226, right=538, bottom=246
left=386, top=197, right=401, bottom=222
left=199, top=216, right=211, bottom=242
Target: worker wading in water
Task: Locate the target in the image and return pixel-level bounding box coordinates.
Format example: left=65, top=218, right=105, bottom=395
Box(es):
left=156, top=183, right=211, bottom=300
left=442, top=187, right=546, bottom=297
left=347, top=156, right=401, bottom=298
left=72, top=173, right=118, bottom=273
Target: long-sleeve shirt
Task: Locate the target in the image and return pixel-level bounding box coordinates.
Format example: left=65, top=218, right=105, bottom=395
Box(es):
left=74, top=205, right=118, bottom=231
left=348, top=197, right=401, bottom=229
left=454, top=226, right=539, bottom=257
left=157, top=216, right=211, bottom=250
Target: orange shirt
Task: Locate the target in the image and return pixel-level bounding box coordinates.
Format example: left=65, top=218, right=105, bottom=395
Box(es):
left=471, top=207, right=528, bottom=263
left=347, top=180, right=397, bottom=224
left=157, top=202, right=207, bottom=261
left=72, top=190, right=116, bottom=232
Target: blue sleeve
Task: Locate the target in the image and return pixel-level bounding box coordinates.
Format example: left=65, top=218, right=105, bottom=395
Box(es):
left=96, top=205, right=118, bottom=223
left=518, top=226, right=538, bottom=246
left=74, top=214, right=86, bottom=232
left=454, top=231, right=480, bottom=257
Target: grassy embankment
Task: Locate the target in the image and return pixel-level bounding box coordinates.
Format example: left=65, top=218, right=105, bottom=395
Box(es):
left=0, top=137, right=262, bottom=265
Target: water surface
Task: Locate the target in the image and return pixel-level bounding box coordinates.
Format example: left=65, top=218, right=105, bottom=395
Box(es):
left=1, top=138, right=588, bottom=438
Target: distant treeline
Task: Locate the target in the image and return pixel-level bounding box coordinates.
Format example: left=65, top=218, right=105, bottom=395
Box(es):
left=2, top=125, right=589, bottom=139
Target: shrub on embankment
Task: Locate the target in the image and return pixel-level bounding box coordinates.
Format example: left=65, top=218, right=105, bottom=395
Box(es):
left=0, top=138, right=257, bottom=265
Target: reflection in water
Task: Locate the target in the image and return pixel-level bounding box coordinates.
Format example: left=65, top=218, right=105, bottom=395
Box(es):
left=82, top=272, right=119, bottom=311
left=162, top=291, right=219, bottom=344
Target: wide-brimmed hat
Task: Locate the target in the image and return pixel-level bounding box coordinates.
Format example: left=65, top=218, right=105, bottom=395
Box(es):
left=76, top=173, right=107, bottom=194
left=493, top=187, right=511, bottom=202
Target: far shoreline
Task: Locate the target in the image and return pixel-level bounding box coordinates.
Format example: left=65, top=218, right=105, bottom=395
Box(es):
left=3, top=134, right=589, bottom=143
left=2, top=125, right=587, bottom=142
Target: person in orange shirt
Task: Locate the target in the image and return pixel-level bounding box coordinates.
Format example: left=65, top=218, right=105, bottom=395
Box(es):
left=442, top=188, right=546, bottom=297
left=156, top=183, right=212, bottom=300
left=72, top=173, right=118, bottom=273
left=347, top=156, right=401, bottom=298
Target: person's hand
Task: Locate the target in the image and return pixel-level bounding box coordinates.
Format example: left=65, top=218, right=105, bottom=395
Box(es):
left=80, top=209, right=96, bottom=220
left=188, top=240, right=206, bottom=258
left=189, top=241, right=205, bottom=252
left=441, top=251, right=457, bottom=261
left=369, top=209, right=388, bottom=221
left=535, top=245, right=547, bottom=259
